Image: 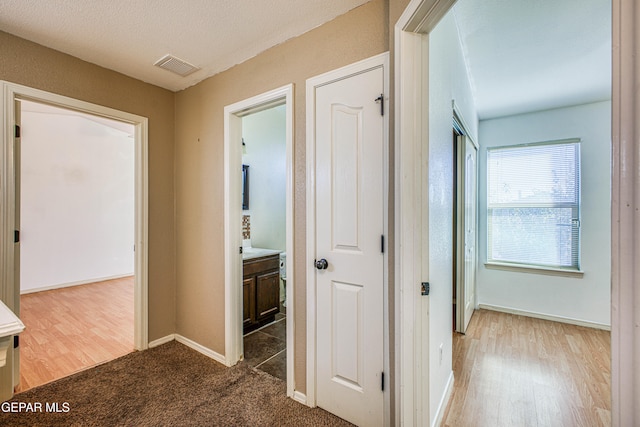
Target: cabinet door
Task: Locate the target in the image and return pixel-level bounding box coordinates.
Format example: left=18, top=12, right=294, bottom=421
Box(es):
left=243, top=277, right=256, bottom=327
left=256, top=271, right=280, bottom=320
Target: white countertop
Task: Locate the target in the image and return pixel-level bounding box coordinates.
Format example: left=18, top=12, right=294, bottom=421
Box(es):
left=0, top=299, right=24, bottom=338
left=0, top=299, right=24, bottom=367
left=242, top=247, right=282, bottom=261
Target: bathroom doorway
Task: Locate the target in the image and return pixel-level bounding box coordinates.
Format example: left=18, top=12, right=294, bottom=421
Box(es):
left=240, top=104, right=288, bottom=380
left=223, top=84, right=295, bottom=398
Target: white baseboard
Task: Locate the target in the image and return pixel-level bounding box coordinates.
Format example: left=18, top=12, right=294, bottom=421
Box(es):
left=20, top=273, right=134, bottom=295
left=148, top=334, right=175, bottom=348
left=432, top=371, right=454, bottom=427
left=478, top=304, right=611, bottom=331
left=175, top=334, right=228, bottom=366
left=292, top=391, right=308, bottom=406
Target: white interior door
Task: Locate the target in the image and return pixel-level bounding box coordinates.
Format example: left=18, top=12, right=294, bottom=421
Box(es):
left=313, top=64, right=385, bottom=426
left=13, top=99, right=21, bottom=388
left=460, top=135, right=477, bottom=333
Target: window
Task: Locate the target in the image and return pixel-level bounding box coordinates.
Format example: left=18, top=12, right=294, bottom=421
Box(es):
left=487, top=139, right=581, bottom=270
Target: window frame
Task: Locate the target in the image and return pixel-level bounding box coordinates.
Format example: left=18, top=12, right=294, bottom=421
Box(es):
left=485, top=138, right=582, bottom=274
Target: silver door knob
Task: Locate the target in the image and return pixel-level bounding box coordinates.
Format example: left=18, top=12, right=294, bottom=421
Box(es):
left=315, top=258, right=328, bottom=270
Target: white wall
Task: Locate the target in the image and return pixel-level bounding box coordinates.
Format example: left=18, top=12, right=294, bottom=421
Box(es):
left=477, top=101, right=612, bottom=327
left=428, top=10, right=478, bottom=424
left=20, top=101, right=135, bottom=293
left=241, top=104, right=286, bottom=251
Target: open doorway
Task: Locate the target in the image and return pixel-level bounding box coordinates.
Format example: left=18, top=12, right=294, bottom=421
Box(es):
left=223, top=84, right=294, bottom=398
left=395, top=0, right=613, bottom=424
left=16, top=100, right=135, bottom=391
left=240, top=104, right=287, bottom=380
left=0, top=81, right=149, bottom=400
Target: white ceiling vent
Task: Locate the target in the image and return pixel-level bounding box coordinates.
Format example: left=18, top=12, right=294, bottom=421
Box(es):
left=154, top=54, right=200, bottom=77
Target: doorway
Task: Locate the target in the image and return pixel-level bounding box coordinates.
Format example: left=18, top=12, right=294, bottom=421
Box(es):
left=223, top=84, right=294, bottom=397
left=0, top=81, right=149, bottom=400
left=395, top=0, right=622, bottom=424
left=240, top=104, right=288, bottom=380
left=16, top=99, right=135, bottom=391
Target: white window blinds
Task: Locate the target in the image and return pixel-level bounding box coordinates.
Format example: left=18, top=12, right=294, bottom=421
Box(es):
left=487, top=140, right=581, bottom=269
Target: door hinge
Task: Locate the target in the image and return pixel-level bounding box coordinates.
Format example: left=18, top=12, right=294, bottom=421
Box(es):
left=14, top=125, right=20, bottom=138
left=381, top=235, right=385, bottom=253
left=381, top=372, right=385, bottom=391
left=239, top=246, right=243, bottom=254
left=375, top=94, right=384, bottom=116
left=14, top=230, right=19, bottom=243
left=421, top=282, right=430, bottom=296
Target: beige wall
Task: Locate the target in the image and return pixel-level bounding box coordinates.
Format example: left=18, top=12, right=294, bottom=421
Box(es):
left=0, top=31, right=176, bottom=342
left=174, top=0, right=388, bottom=393
left=0, top=0, right=413, bottom=400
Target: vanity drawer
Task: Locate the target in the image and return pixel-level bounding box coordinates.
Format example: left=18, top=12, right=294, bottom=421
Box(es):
left=243, top=255, right=279, bottom=277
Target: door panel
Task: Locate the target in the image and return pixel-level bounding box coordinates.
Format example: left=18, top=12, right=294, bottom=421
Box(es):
left=256, top=271, right=279, bottom=320
left=332, top=105, right=362, bottom=251
left=242, top=277, right=255, bottom=328
left=315, top=65, right=384, bottom=426
left=462, top=137, right=477, bottom=332
left=331, top=281, right=363, bottom=390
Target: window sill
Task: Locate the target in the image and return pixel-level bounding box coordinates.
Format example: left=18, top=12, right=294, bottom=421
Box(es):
left=484, top=262, right=584, bottom=278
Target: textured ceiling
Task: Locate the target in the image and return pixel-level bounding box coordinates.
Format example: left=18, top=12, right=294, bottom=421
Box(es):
left=1, top=0, right=611, bottom=116
left=453, top=0, right=611, bottom=119
left=0, top=0, right=371, bottom=92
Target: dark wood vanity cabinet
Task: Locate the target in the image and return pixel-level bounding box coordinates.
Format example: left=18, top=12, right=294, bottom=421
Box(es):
left=243, top=254, right=280, bottom=332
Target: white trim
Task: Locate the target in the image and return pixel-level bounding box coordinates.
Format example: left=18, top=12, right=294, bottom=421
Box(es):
left=223, top=84, right=295, bottom=397
left=175, top=334, right=227, bottom=366
left=292, top=391, right=307, bottom=406
left=148, top=334, right=176, bottom=348
left=432, top=371, right=454, bottom=427
left=484, top=262, right=584, bottom=278
left=305, top=52, right=390, bottom=422
left=20, top=273, right=134, bottom=295
left=0, top=82, right=149, bottom=399
left=478, top=304, right=611, bottom=331
left=611, top=1, right=638, bottom=423
left=394, top=1, right=456, bottom=425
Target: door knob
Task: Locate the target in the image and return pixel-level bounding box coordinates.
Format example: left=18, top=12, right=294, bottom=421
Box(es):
left=315, top=258, right=329, bottom=270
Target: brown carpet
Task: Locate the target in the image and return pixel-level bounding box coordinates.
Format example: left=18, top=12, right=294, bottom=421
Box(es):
left=1, top=341, right=351, bottom=426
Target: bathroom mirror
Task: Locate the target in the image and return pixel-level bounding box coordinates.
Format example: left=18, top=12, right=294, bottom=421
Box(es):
left=242, top=164, right=249, bottom=210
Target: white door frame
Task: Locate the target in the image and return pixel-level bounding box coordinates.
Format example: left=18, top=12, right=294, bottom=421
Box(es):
left=611, top=0, right=639, bottom=424
left=305, top=52, right=390, bottom=423
left=396, top=0, right=638, bottom=424
left=394, top=1, right=455, bottom=424
left=0, top=81, right=149, bottom=393
left=222, top=84, right=295, bottom=397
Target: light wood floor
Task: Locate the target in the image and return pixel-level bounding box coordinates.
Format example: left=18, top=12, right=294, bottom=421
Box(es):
left=442, top=309, right=611, bottom=427
left=17, top=276, right=134, bottom=392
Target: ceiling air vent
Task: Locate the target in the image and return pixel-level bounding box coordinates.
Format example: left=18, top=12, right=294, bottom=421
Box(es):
left=154, top=54, right=200, bottom=77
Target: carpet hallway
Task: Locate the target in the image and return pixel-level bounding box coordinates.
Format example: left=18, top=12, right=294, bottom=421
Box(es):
left=1, top=341, right=351, bottom=426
